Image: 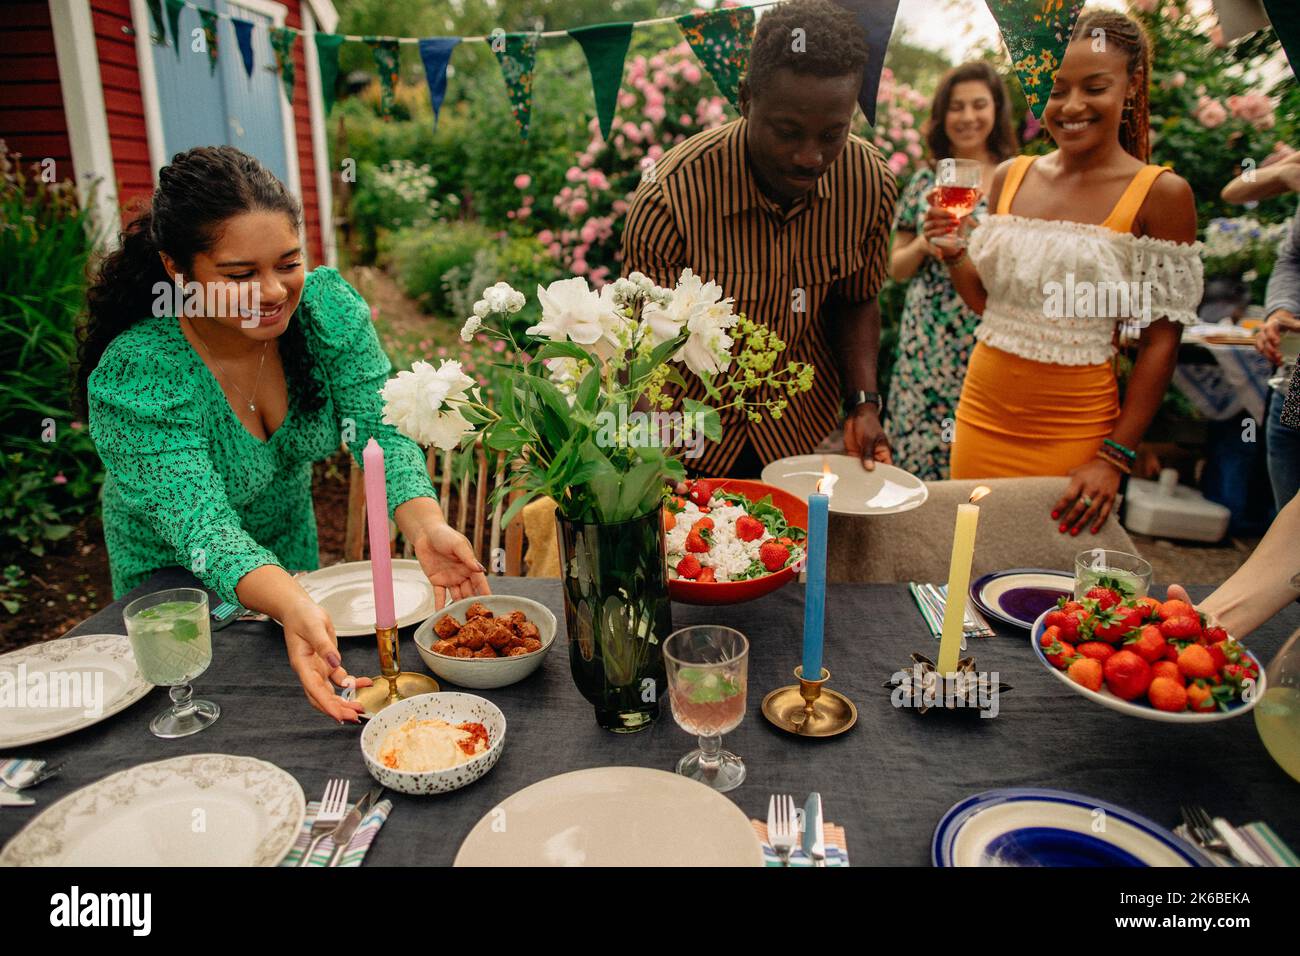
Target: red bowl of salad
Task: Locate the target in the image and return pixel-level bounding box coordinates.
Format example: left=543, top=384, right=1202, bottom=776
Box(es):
left=666, top=478, right=809, bottom=606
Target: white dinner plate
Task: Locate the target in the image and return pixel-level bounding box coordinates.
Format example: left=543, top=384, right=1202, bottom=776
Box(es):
left=454, top=766, right=764, bottom=867
left=761, top=454, right=928, bottom=515
left=0, top=754, right=305, bottom=867
left=0, top=633, right=153, bottom=749
left=298, top=560, right=436, bottom=636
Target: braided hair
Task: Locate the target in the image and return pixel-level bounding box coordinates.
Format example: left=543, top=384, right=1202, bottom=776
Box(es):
left=76, top=145, right=324, bottom=417
left=1071, top=10, right=1153, bottom=162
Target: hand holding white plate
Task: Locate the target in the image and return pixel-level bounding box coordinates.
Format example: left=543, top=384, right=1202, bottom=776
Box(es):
left=761, top=454, right=927, bottom=515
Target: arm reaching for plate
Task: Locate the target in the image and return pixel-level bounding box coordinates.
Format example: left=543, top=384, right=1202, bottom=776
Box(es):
left=1166, top=492, right=1300, bottom=638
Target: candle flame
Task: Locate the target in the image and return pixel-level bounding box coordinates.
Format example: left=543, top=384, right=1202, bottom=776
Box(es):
left=817, top=459, right=838, bottom=497
left=969, top=486, right=991, bottom=504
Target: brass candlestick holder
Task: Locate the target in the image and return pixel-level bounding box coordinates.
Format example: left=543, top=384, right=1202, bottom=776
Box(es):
left=761, top=666, right=857, bottom=737
left=353, top=623, right=439, bottom=717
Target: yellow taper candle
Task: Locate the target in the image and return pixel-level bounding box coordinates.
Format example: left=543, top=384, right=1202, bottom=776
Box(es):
left=937, top=487, right=990, bottom=674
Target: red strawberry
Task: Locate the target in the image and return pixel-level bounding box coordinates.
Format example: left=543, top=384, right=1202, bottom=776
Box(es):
left=1067, top=657, right=1104, bottom=691
left=1103, top=650, right=1152, bottom=701
left=688, top=480, right=714, bottom=508
left=1086, top=586, right=1122, bottom=610
left=1045, top=608, right=1083, bottom=641
left=1159, top=615, right=1202, bottom=642
left=1151, top=660, right=1182, bottom=683
left=1136, top=596, right=1162, bottom=619
left=1186, top=681, right=1217, bottom=713
left=1127, top=624, right=1167, bottom=664
left=1202, top=625, right=1228, bottom=645
left=1076, top=641, right=1116, bottom=663
left=696, top=566, right=716, bottom=584
left=692, top=516, right=715, bottom=532
left=1177, top=644, right=1216, bottom=681
left=685, top=530, right=710, bottom=553
left=1093, top=606, right=1143, bottom=643
left=1206, top=641, right=1229, bottom=672
left=735, top=515, right=764, bottom=542
left=1148, top=676, right=1188, bottom=712
left=675, top=555, right=701, bottom=579
left=1158, top=599, right=1197, bottom=621
left=1163, top=642, right=1180, bottom=662
left=1040, top=626, right=1075, bottom=669
left=759, top=540, right=790, bottom=573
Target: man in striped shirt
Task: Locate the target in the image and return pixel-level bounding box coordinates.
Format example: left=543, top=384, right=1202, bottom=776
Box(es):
left=621, top=0, right=898, bottom=477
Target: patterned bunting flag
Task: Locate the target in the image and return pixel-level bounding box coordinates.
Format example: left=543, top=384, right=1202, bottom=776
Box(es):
left=232, top=17, right=255, bottom=78
left=366, top=38, right=401, bottom=118
left=491, top=32, right=541, bottom=141
left=164, top=0, right=185, bottom=59
left=270, top=26, right=297, bottom=104
left=315, top=33, right=345, bottom=115
left=676, top=7, right=755, bottom=110
left=417, top=37, right=460, bottom=128
left=831, top=0, right=901, bottom=125
left=568, top=23, right=634, bottom=142
left=1262, top=0, right=1298, bottom=77
left=984, top=0, right=1086, bottom=119
left=198, top=9, right=219, bottom=75
left=144, top=0, right=167, bottom=45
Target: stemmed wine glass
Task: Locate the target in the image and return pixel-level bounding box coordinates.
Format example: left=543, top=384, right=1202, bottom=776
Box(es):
left=663, top=625, right=749, bottom=793
left=124, top=587, right=220, bottom=738
left=931, top=157, right=983, bottom=250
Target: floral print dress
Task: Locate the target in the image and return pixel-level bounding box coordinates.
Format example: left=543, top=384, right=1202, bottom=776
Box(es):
left=884, top=166, right=986, bottom=481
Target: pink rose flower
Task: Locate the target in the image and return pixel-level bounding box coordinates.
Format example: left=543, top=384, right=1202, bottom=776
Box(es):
left=572, top=258, right=588, bottom=275
left=565, top=166, right=583, bottom=183
left=1195, top=95, right=1227, bottom=129
left=888, top=151, right=908, bottom=175
left=645, top=103, right=666, bottom=124
left=53, top=472, right=67, bottom=485
left=580, top=222, right=598, bottom=243
left=514, top=173, right=531, bottom=189
left=1132, top=0, right=1157, bottom=11
left=537, top=229, right=554, bottom=245
left=587, top=170, right=610, bottom=191
left=612, top=199, right=629, bottom=215
left=548, top=241, right=563, bottom=258
left=683, top=64, right=702, bottom=85
left=570, top=198, right=589, bottom=218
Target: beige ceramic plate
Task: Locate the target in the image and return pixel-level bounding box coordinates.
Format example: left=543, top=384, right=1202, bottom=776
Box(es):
left=761, top=454, right=928, bottom=515
left=0, top=754, right=305, bottom=866
left=454, top=766, right=764, bottom=867
left=299, top=560, right=435, bottom=636
left=0, top=633, right=153, bottom=749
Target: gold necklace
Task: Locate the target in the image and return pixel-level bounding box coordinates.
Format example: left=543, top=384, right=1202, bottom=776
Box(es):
left=188, top=319, right=270, bottom=413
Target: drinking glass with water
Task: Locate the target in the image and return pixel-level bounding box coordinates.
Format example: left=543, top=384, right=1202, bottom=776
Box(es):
left=124, top=587, right=220, bottom=738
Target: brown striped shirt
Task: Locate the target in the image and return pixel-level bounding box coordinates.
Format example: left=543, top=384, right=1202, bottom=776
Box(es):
left=621, top=117, right=898, bottom=475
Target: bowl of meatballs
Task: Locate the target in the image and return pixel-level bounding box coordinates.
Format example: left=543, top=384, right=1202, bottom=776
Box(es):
left=412, top=595, right=558, bottom=689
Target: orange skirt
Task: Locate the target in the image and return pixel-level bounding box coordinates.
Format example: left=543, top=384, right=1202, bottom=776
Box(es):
left=949, top=342, right=1119, bottom=479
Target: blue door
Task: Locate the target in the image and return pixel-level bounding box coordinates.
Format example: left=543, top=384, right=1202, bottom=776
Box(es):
left=150, top=0, right=290, bottom=184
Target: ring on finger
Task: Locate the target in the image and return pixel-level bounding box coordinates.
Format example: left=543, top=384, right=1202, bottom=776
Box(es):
left=1081, top=495, right=1093, bottom=508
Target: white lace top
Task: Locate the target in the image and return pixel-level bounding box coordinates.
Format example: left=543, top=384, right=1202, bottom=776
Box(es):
left=966, top=214, right=1204, bottom=366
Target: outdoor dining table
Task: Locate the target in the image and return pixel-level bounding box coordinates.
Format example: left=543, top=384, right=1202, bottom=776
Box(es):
left=3, top=566, right=1297, bottom=866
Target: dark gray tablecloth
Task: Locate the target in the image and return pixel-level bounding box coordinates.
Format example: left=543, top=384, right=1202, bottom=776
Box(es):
left=3, top=568, right=1297, bottom=865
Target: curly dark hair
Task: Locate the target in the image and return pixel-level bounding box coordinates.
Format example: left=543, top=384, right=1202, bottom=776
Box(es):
left=76, top=145, right=323, bottom=417
left=745, top=0, right=871, bottom=97
left=924, top=61, right=1018, bottom=165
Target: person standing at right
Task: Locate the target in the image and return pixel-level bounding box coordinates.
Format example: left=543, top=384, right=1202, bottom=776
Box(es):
left=925, top=10, right=1203, bottom=536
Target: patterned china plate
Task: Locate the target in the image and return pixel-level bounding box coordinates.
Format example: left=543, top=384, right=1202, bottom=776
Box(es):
left=298, top=560, right=436, bottom=636
left=761, top=454, right=928, bottom=515
left=0, top=754, right=305, bottom=866
left=969, top=569, right=1074, bottom=630
left=0, top=633, right=153, bottom=749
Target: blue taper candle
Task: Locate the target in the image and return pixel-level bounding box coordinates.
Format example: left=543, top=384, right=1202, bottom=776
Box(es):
left=801, top=487, right=829, bottom=680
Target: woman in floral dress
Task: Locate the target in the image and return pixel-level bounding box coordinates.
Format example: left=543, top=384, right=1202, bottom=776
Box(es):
left=886, top=62, right=1017, bottom=479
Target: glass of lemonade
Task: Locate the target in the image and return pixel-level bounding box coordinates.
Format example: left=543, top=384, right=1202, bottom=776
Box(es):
left=124, top=587, right=220, bottom=738
left=1255, top=623, right=1300, bottom=784
left=664, top=626, right=749, bottom=793
left=1073, top=549, right=1153, bottom=601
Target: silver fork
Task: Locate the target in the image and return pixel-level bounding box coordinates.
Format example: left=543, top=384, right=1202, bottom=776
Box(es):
left=1182, top=804, right=1257, bottom=867
left=0, top=762, right=64, bottom=790
left=768, top=794, right=798, bottom=867
left=299, top=779, right=349, bottom=867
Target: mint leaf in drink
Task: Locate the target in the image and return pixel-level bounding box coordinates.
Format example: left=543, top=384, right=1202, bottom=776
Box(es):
left=172, top=618, right=199, bottom=642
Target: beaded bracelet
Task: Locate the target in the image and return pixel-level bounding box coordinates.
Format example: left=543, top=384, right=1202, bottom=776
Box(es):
left=1096, top=446, right=1133, bottom=475
left=1103, top=438, right=1137, bottom=461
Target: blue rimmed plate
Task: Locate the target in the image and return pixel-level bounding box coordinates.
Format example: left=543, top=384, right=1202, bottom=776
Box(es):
left=933, top=788, right=1210, bottom=867
left=969, top=568, right=1073, bottom=630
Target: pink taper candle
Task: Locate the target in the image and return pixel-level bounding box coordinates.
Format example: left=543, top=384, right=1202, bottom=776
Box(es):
left=362, top=437, right=396, bottom=629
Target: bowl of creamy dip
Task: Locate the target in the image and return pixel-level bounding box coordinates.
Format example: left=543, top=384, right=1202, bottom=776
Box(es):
left=360, top=692, right=506, bottom=794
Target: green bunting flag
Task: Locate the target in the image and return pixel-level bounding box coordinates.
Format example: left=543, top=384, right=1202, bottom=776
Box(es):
left=983, top=0, right=1086, bottom=119
left=270, top=26, right=297, bottom=104
left=366, top=38, right=401, bottom=118
left=164, top=0, right=185, bottom=59
left=144, top=0, right=166, bottom=45
left=315, top=33, right=345, bottom=115
left=676, top=7, right=755, bottom=110
left=568, top=23, right=634, bottom=143
left=198, top=9, right=219, bottom=75
left=492, top=32, right=541, bottom=141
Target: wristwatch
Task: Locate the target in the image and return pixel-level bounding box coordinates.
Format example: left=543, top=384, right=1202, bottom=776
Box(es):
left=843, top=389, right=883, bottom=418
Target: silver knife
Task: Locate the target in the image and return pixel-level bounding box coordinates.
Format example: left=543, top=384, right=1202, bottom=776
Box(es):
left=802, top=792, right=826, bottom=867
left=325, top=785, right=384, bottom=867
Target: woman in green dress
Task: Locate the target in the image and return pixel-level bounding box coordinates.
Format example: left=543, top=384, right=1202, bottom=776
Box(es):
left=885, top=62, right=1017, bottom=479
left=77, top=146, right=488, bottom=723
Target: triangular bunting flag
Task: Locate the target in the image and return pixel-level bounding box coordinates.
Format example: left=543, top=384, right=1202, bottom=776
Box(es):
left=418, top=37, right=460, bottom=129
left=198, top=9, right=219, bottom=75
left=366, top=38, right=401, bottom=118
left=1262, top=0, right=1298, bottom=77
left=832, top=0, right=901, bottom=125
left=568, top=23, right=633, bottom=142
left=491, top=32, right=541, bottom=141
left=232, top=17, right=255, bottom=78
left=984, top=0, right=1086, bottom=118
left=676, top=7, right=755, bottom=110
left=270, top=26, right=297, bottom=104
left=315, top=33, right=345, bottom=115
left=145, top=0, right=167, bottom=45
left=164, top=0, right=185, bottom=59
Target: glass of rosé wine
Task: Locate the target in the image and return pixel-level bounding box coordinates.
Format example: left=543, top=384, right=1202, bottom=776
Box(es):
left=930, top=157, right=983, bottom=250
left=664, top=626, right=749, bottom=793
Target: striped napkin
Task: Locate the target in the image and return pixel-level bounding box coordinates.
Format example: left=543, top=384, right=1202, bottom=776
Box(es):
left=1175, top=820, right=1298, bottom=867
left=278, top=797, right=393, bottom=867
left=909, top=582, right=996, bottom=641
left=750, top=819, right=850, bottom=866
left=0, top=758, right=43, bottom=801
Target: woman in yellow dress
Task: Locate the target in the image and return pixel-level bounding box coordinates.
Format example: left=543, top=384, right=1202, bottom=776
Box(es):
left=925, top=10, right=1202, bottom=536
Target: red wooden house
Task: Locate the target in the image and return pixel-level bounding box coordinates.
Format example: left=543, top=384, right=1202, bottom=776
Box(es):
left=2, top=0, right=339, bottom=265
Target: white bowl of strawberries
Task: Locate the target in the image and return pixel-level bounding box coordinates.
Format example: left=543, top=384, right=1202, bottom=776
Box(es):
left=1031, top=588, right=1265, bottom=723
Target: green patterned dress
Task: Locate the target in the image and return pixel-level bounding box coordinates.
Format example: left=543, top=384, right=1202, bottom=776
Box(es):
left=884, top=166, right=986, bottom=480
left=88, top=267, right=436, bottom=605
